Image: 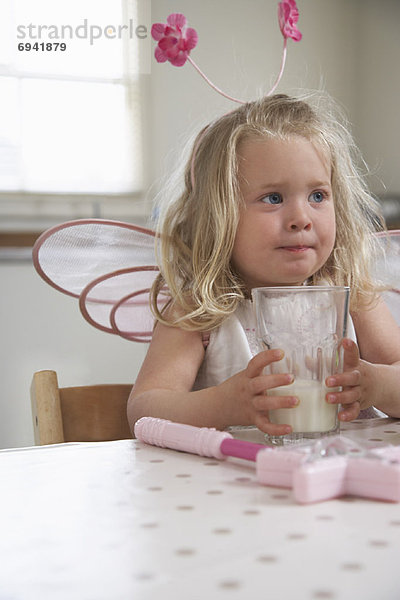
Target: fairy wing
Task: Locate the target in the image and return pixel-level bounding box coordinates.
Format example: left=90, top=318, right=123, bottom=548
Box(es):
left=32, top=218, right=166, bottom=342
left=375, top=230, right=400, bottom=324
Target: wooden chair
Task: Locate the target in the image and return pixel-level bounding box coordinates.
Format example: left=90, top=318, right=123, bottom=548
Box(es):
left=31, top=370, right=133, bottom=445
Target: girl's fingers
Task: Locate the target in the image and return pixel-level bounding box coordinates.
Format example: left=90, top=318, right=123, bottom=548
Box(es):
left=254, top=414, right=292, bottom=436
left=342, top=338, right=360, bottom=370
left=246, top=349, right=284, bottom=378
left=338, top=401, right=361, bottom=421
left=253, top=393, right=298, bottom=411
left=327, top=387, right=361, bottom=406
left=326, top=370, right=361, bottom=389
left=250, top=372, right=294, bottom=395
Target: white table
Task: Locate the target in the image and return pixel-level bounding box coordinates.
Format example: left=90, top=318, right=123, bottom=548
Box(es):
left=1, top=418, right=400, bottom=600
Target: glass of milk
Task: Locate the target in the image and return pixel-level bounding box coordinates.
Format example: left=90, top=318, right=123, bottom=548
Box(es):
left=252, top=286, right=350, bottom=445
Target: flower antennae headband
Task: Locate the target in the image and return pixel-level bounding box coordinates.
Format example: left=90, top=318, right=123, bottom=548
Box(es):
left=151, top=1, right=302, bottom=106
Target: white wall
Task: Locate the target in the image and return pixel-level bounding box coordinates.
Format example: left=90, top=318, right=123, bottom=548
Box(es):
left=1, top=0, right=399, bottom=448
left=354, top=0, right=400, bottom=194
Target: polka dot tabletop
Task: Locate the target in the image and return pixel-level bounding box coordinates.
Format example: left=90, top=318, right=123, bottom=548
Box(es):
left=0, top=417, right=399, bottom=599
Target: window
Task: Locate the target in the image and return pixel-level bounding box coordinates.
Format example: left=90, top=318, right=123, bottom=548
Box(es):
left=0, top=0, right=151, bottom=249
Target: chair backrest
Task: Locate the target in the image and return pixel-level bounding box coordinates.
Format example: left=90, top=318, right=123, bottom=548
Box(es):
left=31, top=370, right=133, bottom=445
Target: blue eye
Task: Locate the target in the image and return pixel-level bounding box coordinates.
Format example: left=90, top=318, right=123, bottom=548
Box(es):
left=309, top=191, right=325, bottom=203
left=261, top=193, right=282, bottom=205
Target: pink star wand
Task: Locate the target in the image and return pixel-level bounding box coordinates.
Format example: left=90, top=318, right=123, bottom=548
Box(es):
left=134, top=417, right=400, bottom=504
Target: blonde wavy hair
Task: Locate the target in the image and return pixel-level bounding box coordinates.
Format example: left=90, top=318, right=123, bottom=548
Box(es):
left=151, top=92, right=385, bottom=331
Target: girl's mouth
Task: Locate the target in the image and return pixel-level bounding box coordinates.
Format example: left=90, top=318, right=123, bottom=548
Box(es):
left=279, top=245, right=311, bottom=253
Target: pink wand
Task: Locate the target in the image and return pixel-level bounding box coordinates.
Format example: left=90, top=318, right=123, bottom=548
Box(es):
left=134, top=417, right=400, bottom=503
left=134, top=417, right=267, bottom=461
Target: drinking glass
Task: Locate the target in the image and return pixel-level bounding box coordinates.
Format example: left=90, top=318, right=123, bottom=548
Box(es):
left=252, top=286, right=350, bottom=445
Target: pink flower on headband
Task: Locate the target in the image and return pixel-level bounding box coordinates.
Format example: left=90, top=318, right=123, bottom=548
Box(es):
left=278, top=0, right=302, bottom=41
left=151, top=2, right=303, bottom=106
left=151, top=13, right=198, bottom=67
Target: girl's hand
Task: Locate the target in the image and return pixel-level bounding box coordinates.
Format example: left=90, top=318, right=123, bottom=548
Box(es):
left=325, top=338, right=365, bottom=422
left=222, top=349, right=298, bottom=435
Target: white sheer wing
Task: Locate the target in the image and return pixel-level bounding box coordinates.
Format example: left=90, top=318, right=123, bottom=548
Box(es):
left=375, top=230, right=400, bottom=324
left=32, top=219, right=166, bottom=342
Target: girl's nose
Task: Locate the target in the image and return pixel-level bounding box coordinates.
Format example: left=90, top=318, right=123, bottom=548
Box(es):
left=286, top=202, right=312, bottom=231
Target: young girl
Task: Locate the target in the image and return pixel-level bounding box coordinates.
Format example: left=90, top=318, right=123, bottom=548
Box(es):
left=127, top=93, right=400, bottom=437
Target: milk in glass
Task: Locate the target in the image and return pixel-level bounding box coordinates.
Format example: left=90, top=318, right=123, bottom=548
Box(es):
left=267, top=379, right=339, bottom=432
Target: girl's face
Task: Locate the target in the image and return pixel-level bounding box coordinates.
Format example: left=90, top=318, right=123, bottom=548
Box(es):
left=231, top=135, right=336, bottom=290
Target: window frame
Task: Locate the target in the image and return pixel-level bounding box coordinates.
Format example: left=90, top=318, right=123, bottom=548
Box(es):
left=0, top=0, right=149, bottom=255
